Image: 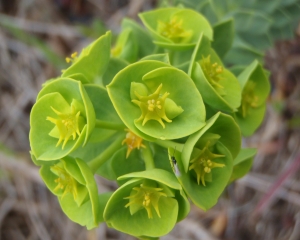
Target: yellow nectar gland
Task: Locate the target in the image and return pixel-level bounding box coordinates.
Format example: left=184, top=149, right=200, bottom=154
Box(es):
left=124, top=184, right=167, bottom=219
left=65, top=52, right=78, bottom=64
left=157, top=17, right=192, bottom=43
left=122, top=129, right=146, bottom=158
left=111, top=45, right=122, bottom=57
left=132, top=83, right=172, bottom=128
left=200, top=55, right=224, bottom=92
left=240, top=80, right=259, bottom=117
left=46, top=105, right=82, bottom=149
left=51, top=164, right=78, bottom=199
left=189, top=141, right=225, bottom=186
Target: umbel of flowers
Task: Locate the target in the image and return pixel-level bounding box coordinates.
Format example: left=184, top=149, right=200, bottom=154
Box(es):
left=29, top=5, right=269, bottom=239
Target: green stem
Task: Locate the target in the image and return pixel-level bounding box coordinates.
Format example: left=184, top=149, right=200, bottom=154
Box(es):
left=142, top=142, right=155, bottom=170
left=153, top=139, right=184, bottom=152
left=88, top=134, right=124, bottom=173
left=95, top=119, right=126, bottom=131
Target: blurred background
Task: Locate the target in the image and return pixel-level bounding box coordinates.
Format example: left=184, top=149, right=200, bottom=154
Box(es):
left=0, top=0, right=300, bottom=239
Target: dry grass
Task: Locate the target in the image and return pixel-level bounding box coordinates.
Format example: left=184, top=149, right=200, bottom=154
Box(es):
left=0, top=0, right=300, bottom=239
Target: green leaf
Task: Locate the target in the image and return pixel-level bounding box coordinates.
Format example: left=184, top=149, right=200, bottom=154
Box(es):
left=211, top=18, right=234, bottom=59
left=118, top=168, right=182, bottom=190
left=234, top=60, right=270, bottom=136
left=223, top=36, right=264, bottom=65
left=140, top=53, right=170, bottom=64
left=121, top=18, right=156, bottom=58
left=229, top=148, right=256, bottom=183
left=111, top=28, right=138, bottom=63
left=227, top=10, right=272, bottom=35
left=101, top=57, right=128, bottom=86
left=62, top=31, right=111, bottom=83
left=110, top=147, right=145, bottom=183
left=84, top=84, right=122, bottom=143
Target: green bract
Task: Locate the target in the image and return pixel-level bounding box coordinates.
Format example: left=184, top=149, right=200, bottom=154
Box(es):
left=189, top=34, right=242, bottom=112
left=234, top=60, right=270, bottom=136
left=104, top=169, right=189, bottom=238
left=62, top=31, right=111, bottom=83
left=111, top=28, right=137, bottom=63
left=139, top=8, right=213, bottom=50
left=179, top=112, right=241, bottom=209
left=229, top=148, right=257, bottom=183
left=107, top=60, right=206, bottom=140
left=30, top=78, right=95, bottom=160
left=39, top=156, right=103, bottom=229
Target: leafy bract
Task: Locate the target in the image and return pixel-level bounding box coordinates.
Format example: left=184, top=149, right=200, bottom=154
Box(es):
left=182, top=112, right=241, bottom=173
left=40, top=157, right=101, bottom=229
left=104, top=169, right=189, bottom=237
left=174, top=142, right=233, bottom=210
left=62, top=31, right=111, bottom=83
left=111, top=28, right=137, bottom=63
left=234, top=60, right=270, bottom=136
left=189, top=34, right=241, bottom=112
left=230, top=148, right=256, bottom=183
left=107, top=60, right=205, bottom=140
left=139, top=8, right=212, bottom=50
left=30, top=78, right=95, bottom=160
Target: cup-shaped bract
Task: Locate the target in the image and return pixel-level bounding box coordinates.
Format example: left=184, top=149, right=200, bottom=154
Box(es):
left=229, top=148, right=257, bottom=183
left=234, top=60, right=270, bottom=136
left=111, top=28, right=138, bottom=63
left=62, top=31, right=111, bottom=83
left=84, top=84, right=123, bottom=143
left=189, top=34, right=242, bottom=112
left=107, top=60, right=206, bottom=140
left=139, top=8, right=213, bottom=50
left=39, top=156, right=102, bottom=229
left=121, top=18, right=156, bottom=59
left=30, top=78, right=95, bottom=160
left=179, top=112, right=241, bottom=210
left=104, top=169, right=190, bottom=238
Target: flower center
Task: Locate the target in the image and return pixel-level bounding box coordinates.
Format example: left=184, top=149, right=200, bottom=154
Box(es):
left=122, top=129, right=146, bottom=158
left=111, top=45, right=122, bottom=57
left=65, top=52, right=78, bottom=64
left=189, top=141, right=225, bottom=186
left=51, top=164, right=78, bottom=199
left=47, top=104, right=83, bottom=149
left=124, top=183, right=167, bottom=219
left=158, top=17, right=192, bottom=43
left=200, top=55, right=225, bottom=96
left=132, top=83, right=172, bottom=128
left=240, top=80, right=259, bottom=117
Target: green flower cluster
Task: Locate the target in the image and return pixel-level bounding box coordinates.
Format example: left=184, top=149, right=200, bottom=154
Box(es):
left=29, top=6, right=269, bottom=238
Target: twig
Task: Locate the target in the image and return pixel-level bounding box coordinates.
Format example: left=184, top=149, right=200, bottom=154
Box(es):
left=0, top=13, right=81, bottom=38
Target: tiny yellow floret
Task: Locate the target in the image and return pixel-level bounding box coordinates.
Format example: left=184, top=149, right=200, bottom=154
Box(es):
left=132, top=83, right=172, bottom=128
left=240, top=80, right=259, bottom=117
left=189, top=141, right=225, bottom=186
left=122, top=129, right=146, bottom=158
left=158, top=17, right=192, bottom=43
left=46, top=105, right=82, bottom=149
left=65, top=51, right=78, bottom=64
left=51, top=164, right=78, bottom=199
left=124, top=183, right=167, bottom=219
left=200, top=55, right=225, bottom=95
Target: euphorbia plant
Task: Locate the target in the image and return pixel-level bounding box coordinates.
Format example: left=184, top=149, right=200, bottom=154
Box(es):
left=29, top=5, right=271, bottom=238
